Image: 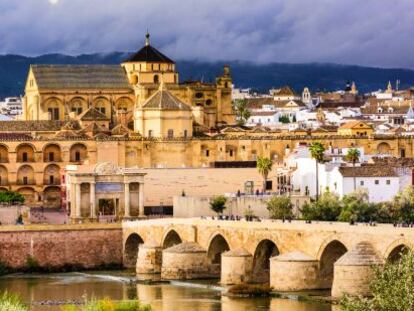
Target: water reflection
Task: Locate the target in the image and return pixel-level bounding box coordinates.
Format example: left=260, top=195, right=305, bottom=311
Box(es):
left=0, top=273, right=334, bottom=311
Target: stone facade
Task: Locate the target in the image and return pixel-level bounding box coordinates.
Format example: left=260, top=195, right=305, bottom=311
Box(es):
left=0, top=224, right=122, bottom=269
left=136, top=242, right=162, bottom=274
left=270, top=252, right=319, bottom=291
left=221, top=249, right=253, bottom=285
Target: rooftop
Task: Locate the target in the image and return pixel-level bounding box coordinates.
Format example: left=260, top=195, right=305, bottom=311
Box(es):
left=338, top=165, right=398, bottom=177
left=31, top=65, right=132, bottom=90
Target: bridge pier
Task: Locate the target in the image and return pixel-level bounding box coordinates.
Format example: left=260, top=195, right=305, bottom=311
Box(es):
left=136, top=242, right=162, bottom=275
left=332, top=242, right=382, bottom=298
left=221, top=249, right=253, bottom=285
left=161, top=242, right=212, bottom=280
left=270, top=252, right=320, bottom=291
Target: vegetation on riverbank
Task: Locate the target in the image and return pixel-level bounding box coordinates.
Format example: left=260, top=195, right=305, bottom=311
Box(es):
left=340, top=250, right=414, bottom=310
left=0, top=293, right=152, bottom=311
left=62, top=298, right=152, bottom=311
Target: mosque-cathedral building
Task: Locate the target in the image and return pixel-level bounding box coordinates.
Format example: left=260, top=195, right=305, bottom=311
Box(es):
left=0, top=34, right=410, bottom=210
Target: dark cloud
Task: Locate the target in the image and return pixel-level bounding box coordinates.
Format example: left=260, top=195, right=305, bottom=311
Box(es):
left=0, top=0, right=413, bottom=68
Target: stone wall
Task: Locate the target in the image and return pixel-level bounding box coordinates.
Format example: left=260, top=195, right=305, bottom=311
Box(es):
left=0, top=224, right=122, bottom=269
left=142, top=167, right=273, bottom=206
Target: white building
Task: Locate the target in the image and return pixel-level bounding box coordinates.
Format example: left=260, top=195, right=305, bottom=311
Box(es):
left=284, top=145, right=405, bottom=202
left=0, top=97, right=23, bottom=117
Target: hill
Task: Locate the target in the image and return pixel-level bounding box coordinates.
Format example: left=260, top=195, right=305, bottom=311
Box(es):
left=1, top=52, right=414, bottom=98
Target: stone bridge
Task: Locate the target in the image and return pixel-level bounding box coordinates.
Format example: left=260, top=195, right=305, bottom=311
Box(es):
left=123, top=218, right=414, bottom=298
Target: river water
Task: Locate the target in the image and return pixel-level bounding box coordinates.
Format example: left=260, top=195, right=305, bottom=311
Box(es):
left=0, top=271, right=337, bottom=311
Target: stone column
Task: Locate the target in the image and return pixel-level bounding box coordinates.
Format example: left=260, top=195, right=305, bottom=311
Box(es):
left=124, top=182, right=130, bottom=218
left=75, top=183, right=81, bottom=219
left=139, top=182, right=144, bottom=217
left=90, top=181, right=96, bottom=220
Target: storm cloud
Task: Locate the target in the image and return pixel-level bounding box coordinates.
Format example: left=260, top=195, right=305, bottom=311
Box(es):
left=0, top=0, right=413, bottom=68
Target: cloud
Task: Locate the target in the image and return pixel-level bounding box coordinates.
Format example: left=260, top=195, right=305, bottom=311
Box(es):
left=0, top=0, right=413, bottom=68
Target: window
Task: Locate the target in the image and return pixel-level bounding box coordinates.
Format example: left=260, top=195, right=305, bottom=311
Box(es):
left=206, top=150, right=210, bottom=157
left=229, top=150, right=234, bottom=157
left=48, top=108, right=59, bottom=120
left=23, top=176, right=28, bottom=185
left=148, top=130, right=153, bottom=138
left=49, top=152, right=54, bottom=162
left=153, top=75, right=159, bottom=84
left=49, top=175, right=54, bottom=184
left=167, top=129, right=174, bottom=139
left=375, top=180, right=379, bottom=185
left=98, top=107, right=106, bottom=115
left=386, top=180, right=391, bottom=185
left=22, top=152, right=28, bottom=162
left=360, top=181, right=364, bottom=186
left=183, top=130, right=188, bottom=139
left=75, top=151, right=81, bottom=162
left=195, top=92, right=203, bottom=99
left=71, top=107, right=83, bottom=115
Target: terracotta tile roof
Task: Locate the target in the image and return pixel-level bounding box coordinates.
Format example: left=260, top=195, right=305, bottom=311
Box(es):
left=371, top=157, right=414, bottom=167
left=0, top=120, right=65, bottom=132
left=273, top=86, right=297, bottom=96
left=339, top=165, right=398, bottom=177
left=318, top=101, right=363, bottom=109
left=339, top=121, right=372, bottom=129
left=250, top=111, right=277, bottom=116
left=0, top=133, right=33, bottom=140
left=142, top=90, right=191, bottom=111
left=79, top=107, right=109, bottom=121
left=31, top=65, right=133, bottom=90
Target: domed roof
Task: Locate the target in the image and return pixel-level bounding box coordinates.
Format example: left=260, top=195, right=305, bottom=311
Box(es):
left=222, top=248, right=251, bottom=257
left=163, top=242, right=205, bottom=254
left=335, top=241, right=382, bottom=266
left=124, top=33, right=174, bottom=64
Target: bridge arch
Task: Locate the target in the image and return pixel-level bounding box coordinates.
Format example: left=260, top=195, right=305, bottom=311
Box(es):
left=318, top=239, right=348, bottom=288
left=162, top=229, right=182, bottom=249
left=385, top=239, right=412, bottom=263
left=124, top=233, right=144, bottom=268
left=207, top=233, right=230, bottom=265
left=252, top=239, right=280, bottom=283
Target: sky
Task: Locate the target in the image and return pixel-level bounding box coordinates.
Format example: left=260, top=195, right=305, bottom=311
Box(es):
left=0, top=0, right=413, bottom=68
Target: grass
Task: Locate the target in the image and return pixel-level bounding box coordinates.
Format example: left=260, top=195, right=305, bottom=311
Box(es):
left=0, top=291, right=28, bottom=311
left=61, top=298, right=152, bottom=311
left=227, top=284, right=272, bottom=297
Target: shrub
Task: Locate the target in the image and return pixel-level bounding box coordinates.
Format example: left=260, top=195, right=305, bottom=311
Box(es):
left=340, top=250, right=414, bottom=311
left=209, top=195, right=227, bottom=215
left=266, top=195, right=293, bottom=219
left=63, top=298, right=152, bottom=311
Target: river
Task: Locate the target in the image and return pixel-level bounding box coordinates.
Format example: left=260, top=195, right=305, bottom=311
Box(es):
left=0, top=271, right=337, bottom=310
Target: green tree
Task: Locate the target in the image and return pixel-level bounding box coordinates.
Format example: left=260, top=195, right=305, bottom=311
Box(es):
left=308, top=142, right=325, bottom=200
left=340, top=250, right=414, bottom=311
left=0, top=191, right=25, bottom=205
left=209, top=195, right=227, bottom=215
left=266, top=195, right=293, bottom=219
left=278, top=115, right=290, bottom=123
left=345, top=148, right=361, bottom=191
left=233, top=99, right=251, bottom=126
left=339, top=189, right=380, bottom=222
left=300, top=190, right=341, bottom=221
left=256, top=156, right=273, bottom=192
left=392, top=186, right=414, bottom=222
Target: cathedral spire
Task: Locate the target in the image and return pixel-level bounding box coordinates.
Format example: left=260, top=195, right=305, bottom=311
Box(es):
left=145, top=31, right=150, bottom=46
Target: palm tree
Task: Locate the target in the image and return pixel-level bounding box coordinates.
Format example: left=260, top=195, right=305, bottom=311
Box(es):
left=345, top=148, right=361, bottom=191
left=309, top=142, right=325, bottom=200
left=257, top=156, right=273, bottom=193
left=233, top=99, right=251, bottom=126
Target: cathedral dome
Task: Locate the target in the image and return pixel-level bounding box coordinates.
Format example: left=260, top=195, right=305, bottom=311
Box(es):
left=124, top=33, right=175, bottom=64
